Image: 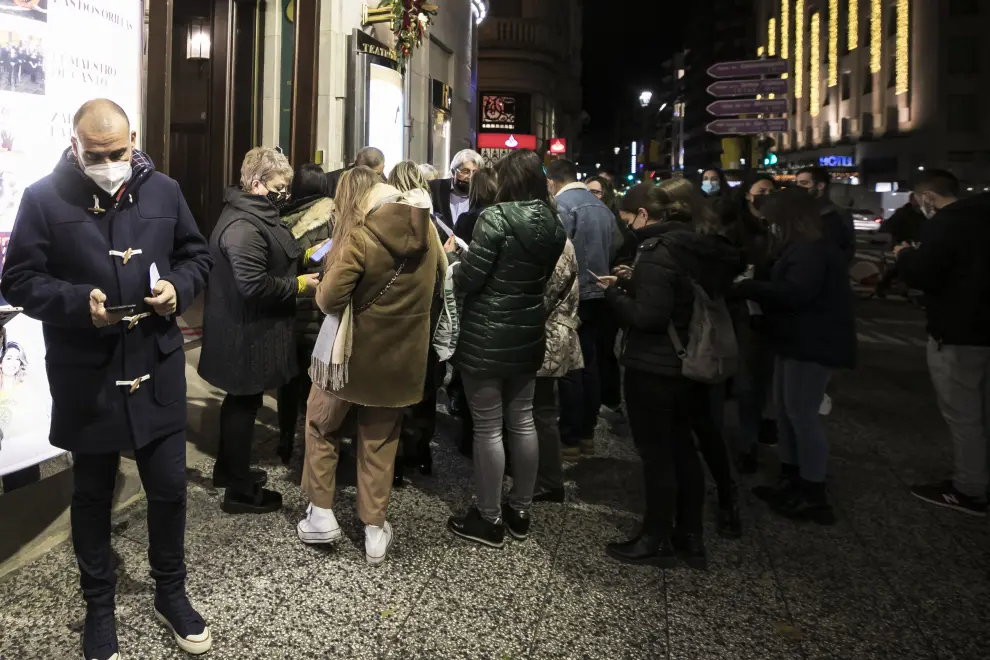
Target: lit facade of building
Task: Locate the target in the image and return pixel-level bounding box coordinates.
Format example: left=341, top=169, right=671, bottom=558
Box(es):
left=755, top=0, right=990, bottom=187
left=476, top=0, right=583, bottom=162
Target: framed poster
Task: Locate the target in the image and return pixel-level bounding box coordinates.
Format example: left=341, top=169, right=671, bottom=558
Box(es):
left=0, top=0, right=145, bottom=478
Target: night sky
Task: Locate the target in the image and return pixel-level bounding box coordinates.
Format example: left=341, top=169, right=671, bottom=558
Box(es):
left=580, top=1, right=694, bottom=154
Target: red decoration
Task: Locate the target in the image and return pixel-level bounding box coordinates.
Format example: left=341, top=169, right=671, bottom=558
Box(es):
left=377, top=0, right=438, bottom=67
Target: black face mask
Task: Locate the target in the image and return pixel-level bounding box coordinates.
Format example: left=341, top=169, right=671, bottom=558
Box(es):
left=267, top=190, right=290, bottom=211
left=453, top=178, right=470, bottom=195
left=751, top=194, right=770, bottom=211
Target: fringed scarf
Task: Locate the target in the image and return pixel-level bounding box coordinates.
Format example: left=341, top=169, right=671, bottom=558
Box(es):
left=309, top=302, right=353, bottom=391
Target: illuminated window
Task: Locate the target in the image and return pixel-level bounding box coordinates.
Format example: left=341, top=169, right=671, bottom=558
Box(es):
left=769, top=18, right=777, bottom=57
left=795, top=0, right=804, bottom=98
left=896, top=0, right=909, bottom=94
left=870, top=0, right=881, bottom=73
left=810, top=12, right=821, bottom=116
left=848, top=0, right=858, bottom=50
left=829, top=0, right=838, bottom=87
left=782, top=0, right=790, bottom=59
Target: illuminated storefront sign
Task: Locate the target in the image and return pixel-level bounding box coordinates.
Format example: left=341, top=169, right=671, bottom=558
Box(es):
left=549, top=138, right=567, bottom=155
left=0, top=0, right=145, bottom=477
left=477, top=133, right=538, bottom=167
left=819, top=154, right=855, bottom=167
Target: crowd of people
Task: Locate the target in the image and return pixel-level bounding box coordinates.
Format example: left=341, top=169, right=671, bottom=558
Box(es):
left=2, top=97, right=988, bottom=660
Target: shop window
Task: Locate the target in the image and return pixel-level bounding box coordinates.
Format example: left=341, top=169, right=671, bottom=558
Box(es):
left=862, top=67, right=873, bottom=95
left=886, top=106, right=899, bottom=133
left=887, top=56, right=896, bottom=87
left=840, top=117, right=850, bottom=139
left=841, top=72, right=851, bottom=100
left=948, top=38, right=980, bottom=75
left=950, top=0, right=980, bottom=16
left=887, top=6, right=897, bottom=38
left=948, top=95, right=979, bottom=132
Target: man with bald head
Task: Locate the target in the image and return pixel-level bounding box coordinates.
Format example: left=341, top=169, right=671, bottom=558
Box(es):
left=1, top=99, right=213, bottom=659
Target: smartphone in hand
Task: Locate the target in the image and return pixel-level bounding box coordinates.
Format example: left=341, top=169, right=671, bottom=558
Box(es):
left=105, top=304, right=138, bottom=314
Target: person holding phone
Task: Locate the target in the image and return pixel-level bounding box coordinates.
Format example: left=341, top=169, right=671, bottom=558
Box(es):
left=0, top=99, right=214, bottom=660
left=276, top=163, right=334, bottom=464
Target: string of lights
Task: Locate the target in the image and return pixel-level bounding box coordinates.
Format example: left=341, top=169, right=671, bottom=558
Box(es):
left=781, top=0, right=790, bottom=60
left=849, top=0, right=858, bottom=50
left=811, top=12, right=820, bottom=117
left=870, top=0, right=882, bottom=73
left=896, top=0, right=909, bottom=94
left=795, top=0, right=804, bottom=98
left=768, top=17, right=777, bottom=57
left=828, top=0, right=838, bottom=87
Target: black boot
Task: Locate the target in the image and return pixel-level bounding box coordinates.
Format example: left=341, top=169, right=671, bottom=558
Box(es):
left=532, top=487, right=566, bottom=503
left=672, top=531, right=709, bottom=571
left=212, top=466, right=268, bottom=490
left=392, top=459, right=406, bottom=489
left=716, top=496, right=742, bottom=539
left=417, top=438, right=433, bottom=475
left=222, top=484, right=282, bottom=515
left=277, top=435, right=294, bottom=465
left=605, top=533, right=677, bottom=568
left=752, top=463, right=799, bottom=503
left=771, top=479, right=836, bottom=525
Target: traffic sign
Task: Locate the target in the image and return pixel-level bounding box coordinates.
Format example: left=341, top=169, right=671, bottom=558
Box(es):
left=707, top=99, right=788, bottom=116
left=707, top=58, right=788, bottom=79
left=706, top=118, right=789, bottom=135
left=707, top=79, right=790, bottom=97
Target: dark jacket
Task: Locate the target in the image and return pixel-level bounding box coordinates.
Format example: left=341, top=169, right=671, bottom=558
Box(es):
left=428, top=177, right=463, bottom=229
left=452, top=200, right=566, bottom=378
left=736, top=238, right=857, bottom=369
left=281, top=196, right=333, bottom=356
left=454, top=204, right=491, bottom=245
left=0, top=149, right=212, bottom=453
left=325, top=167, right=347, bottom=199
left=880, top=201, right=925, bottom=245
left=605, top=220, right=742, bottom=377
left=555, top=185, right=617, bottom=301
left=198, top=187, right=302, bottom=395
left=898, top=193, right=990, bottom=346
left=821, top=200, right=855, bottom=264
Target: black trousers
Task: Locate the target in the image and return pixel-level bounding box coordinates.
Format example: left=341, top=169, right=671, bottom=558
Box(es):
left=72, top=431, right=187, bottom=612
left=215, top=392, right=264, bottom=493
left=597, top=314, right=622, bottom=409
left=559, top=299, right=606, bottom=446
left=624, top=369, right=704, bottom=536
left=278, top=373, right=311, bottom=445
left=401, top=347, right=441, bottom=463
left=687, top=383, right=736, bottom=507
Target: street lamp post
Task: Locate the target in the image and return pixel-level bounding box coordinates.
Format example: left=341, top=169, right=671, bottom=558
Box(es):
left=638, top=91, right=653, bottom=178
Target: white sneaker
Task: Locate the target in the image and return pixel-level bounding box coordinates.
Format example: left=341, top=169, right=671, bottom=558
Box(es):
left=365, top=521, right=393, bottom=565
left=297, top=504, right=342, bottom=544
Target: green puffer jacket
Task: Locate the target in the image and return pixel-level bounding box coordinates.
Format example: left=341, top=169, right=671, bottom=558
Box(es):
left=452, top=200, right=567, bottom=378
left=281, top=196, right=334, bottom=357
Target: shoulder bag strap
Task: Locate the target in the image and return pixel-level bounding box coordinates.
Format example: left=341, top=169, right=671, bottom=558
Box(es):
left=356, top=258, right=407, bottom=314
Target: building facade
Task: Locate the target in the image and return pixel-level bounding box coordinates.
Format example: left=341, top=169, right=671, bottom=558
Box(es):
left=475, top=0, right=582, bottom=165
left=144, top=0, right=487, bottom=236
left=755, top=0, right=990, bottom=189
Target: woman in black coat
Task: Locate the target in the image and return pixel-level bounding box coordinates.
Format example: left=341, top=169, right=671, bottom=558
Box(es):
left=599, top=181, right=742, bottom=570
left=735, top=188, right=856, bottom=525
left=199, top=147, right=320, bottom=514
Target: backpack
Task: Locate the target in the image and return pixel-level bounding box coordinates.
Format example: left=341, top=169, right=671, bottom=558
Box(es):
left=667, top=278, right=738, bottom=384
left=432, top=261, right=462, bottom=361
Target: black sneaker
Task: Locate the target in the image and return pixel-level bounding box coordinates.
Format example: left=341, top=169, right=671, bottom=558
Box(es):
left=154, top=593, right=212, bottom=655
left=672, top=532, right=709, bottom=571
left=82, top=609, right=119, bottom=660
left=448, top=507, right=505, bottom=548
left=911, top=480, right=988, bottom=517
left=222, top=486, right=282, bottom=514
left=716, top=502, right=743, bottom=539
left=771, top=480, right=836, bottom=525
left=502, top=503, right=532, bottom=541
left=212, top=467, right=267, bottom=490
left=753, top=464, right=800, bottom=503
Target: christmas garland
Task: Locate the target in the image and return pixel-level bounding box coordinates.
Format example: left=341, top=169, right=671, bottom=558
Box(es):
left=377, top=0, right=438, bottom=65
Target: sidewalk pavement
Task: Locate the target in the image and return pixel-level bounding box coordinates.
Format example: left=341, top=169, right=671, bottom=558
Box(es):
left=1, top=300, right=988, bottom=659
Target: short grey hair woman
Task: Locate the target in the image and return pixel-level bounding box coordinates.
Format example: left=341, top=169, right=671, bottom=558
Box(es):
left=200, top=146, right=319, bottom=515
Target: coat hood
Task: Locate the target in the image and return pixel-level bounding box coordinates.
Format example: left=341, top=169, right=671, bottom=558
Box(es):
left=281, top=196, right=334, bottom=239
left=363, top=184, right=432, bottom=259
left=223, top=185, right=281, bottom=225
left=496, top=200, right=564, bottom=257
left=656, top=221, right=743, bottom=298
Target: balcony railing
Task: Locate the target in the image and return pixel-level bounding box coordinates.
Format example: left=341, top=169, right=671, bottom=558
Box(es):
left=479, top=18, right=567, bottom=59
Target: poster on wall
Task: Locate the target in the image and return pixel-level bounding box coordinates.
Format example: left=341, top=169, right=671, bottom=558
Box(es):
left=0, top=0, right=144, bottom=478
left=367, top=63, right=404, bottom=177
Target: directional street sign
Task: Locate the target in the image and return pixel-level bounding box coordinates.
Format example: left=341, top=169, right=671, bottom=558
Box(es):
left=706, top=118, right=789, bottom=135
left=707, top=58, right=788, bottom=79
left=707, top=79, right=790, bottom=97
left=707, top=98, right=789, bottom=116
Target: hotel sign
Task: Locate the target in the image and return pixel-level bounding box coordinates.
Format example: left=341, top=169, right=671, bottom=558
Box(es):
left=819, top=155, right=855, bottom=167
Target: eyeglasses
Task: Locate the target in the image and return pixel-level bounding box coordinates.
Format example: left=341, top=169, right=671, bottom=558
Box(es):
left=589, top=189, right=604, bottom=198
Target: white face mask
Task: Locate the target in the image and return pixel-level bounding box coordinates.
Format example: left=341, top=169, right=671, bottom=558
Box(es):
left=920, top=195, right=938, bottom=220
left=84, top=161, right=132, bottom=196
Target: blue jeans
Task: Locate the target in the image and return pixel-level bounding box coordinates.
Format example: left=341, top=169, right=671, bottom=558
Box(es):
left=773, top=357, right=831, bottom=483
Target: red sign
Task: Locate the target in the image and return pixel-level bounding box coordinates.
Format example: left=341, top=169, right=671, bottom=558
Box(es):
left=477, top=133, right=537, bottom=150
left=549, top=138, right=567, bottom=154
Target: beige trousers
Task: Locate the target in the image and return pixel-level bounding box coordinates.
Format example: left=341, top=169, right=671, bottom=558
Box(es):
left=301, top=385, right=402, bottom=526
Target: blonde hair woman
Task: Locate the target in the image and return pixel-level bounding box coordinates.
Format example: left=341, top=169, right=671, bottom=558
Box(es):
left=298, top=166, right=445, bottom=564
left=200, top=146, right=317, bottom=515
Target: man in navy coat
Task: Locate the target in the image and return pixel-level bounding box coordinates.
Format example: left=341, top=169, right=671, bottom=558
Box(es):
left=0, top=99, right=214, bottom=660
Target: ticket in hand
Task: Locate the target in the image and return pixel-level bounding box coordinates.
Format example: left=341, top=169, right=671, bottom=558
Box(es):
left=433, top=215, right=469, bottom=251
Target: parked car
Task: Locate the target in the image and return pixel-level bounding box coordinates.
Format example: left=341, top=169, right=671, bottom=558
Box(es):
left=851, top=208, right=884, bottom=232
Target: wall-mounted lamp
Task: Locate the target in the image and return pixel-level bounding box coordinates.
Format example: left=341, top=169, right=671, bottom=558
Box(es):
left=186, top=18, right=211, bottom=60
left=471, top=0, right=488, bottom=25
